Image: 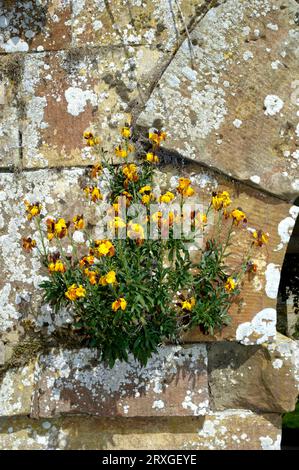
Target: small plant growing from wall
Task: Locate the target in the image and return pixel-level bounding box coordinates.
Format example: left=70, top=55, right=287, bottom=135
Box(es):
left=22, top=124, right=269, bottom=367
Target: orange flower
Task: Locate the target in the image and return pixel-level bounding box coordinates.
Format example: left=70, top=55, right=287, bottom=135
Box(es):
left=252, top=230, right=269, bottom=247
left=48, top=260, right=66, bottom=273
left=73, top=214, right=84, bottom=230
left=149, top=130, right=166, bottom=146
left=122, top=164, right=138, bottom=182
left=24, top=200, right=42, bottom=221
left=99, top=270, right=117, bottom=286
left=65, top=284, right=86, bottom=301
left=121, top=127, right=131, bottom=139
left=84, top=268, right=98, bottom=285
left=176, top=178, right=195, bottom=197
left=90, top=163, right=103, bottom=179
left=79, top=255, right=95, bottom=268
left=46, top=218, right=69, bottom=240
left=231, top=208, right=247, bottom=225
left=93, top=240, right=115, bottom=257
left=22, top=237, right=37, bottom=252
left=146, top=152, right=159, bottom=164
left=84, top=186, right=103, bottom=202
left=83, top=131, right=100, bottom=147
left=225, top=277, right=237, bottom=292
left=211, top=191, right=231, bottom=211
left=112, top=297, right=127, bottom=312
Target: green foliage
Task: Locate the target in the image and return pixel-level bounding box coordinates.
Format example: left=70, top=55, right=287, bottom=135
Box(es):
left=283, top=401, right=299, bottom=428
left=23, top=127, right=264, bottom=367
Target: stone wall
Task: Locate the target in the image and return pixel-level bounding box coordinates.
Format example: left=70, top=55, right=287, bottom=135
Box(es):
left=0, top=0, right=299, bottom=450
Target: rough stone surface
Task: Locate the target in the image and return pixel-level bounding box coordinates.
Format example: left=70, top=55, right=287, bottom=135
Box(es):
left=137, top=0, right=299, bottom=200
left=208, top=334, right=299, bottom=413
left=0, top=362, right=36, bottom=417
left=0, top=412, right=281, bottom=450
left=0, top=1, right=72, bottom=53
left=31, top=345, right=209, bottom=418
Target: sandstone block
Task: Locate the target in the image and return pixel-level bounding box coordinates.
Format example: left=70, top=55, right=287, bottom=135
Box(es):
left=208, top=334, right=299, bottom=412
left=31, top=345, right=209, bottom=418
left=137, top=0, right=299, bottom=200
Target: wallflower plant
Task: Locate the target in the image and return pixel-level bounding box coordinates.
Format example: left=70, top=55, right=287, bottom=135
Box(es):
left=22, top=125, right=269, bottom=367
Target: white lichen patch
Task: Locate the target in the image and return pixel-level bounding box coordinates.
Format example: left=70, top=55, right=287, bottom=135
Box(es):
left=64, top=87, right=98, bottom=116
left=264, top=263, right=280, bottom=299
left=236, top=308, right=276, bottom=345
left=264, top=95, right=284, bottom=116
left=250, top=175, right=260, bottom=184
left=259, top=434, right=281, bottom=450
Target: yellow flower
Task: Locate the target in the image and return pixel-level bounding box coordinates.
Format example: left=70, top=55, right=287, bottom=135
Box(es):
left=149, top=130, right=166, bottom=146
left=181, top=297, right=196, bottom=311
left=73, top=214, right=84, bottom=230
left=83, top=131, right=100, bottom=147
left=76, top=285, right=86, bottom=298
left=139, top=186, right=153, bottom=205
left=55, top=218, right=69, bottom=238
left=22, top=237, right=37, bottom=252
left=115, top=145, right=128, bottom=158
left=65, top=284, right=86, bottom=301
left=225, top=277, right=236, bottom=292
left=176, top=178, right=195, bottom=197
left=24, top=200, right=42, bottom=221
left=122, top=164, right=138, bottom=182
left=121, top=127, right=131, bottom=139
left=94, top=240, right=115, bottom=257
left=231, top=208, right=247, bottom=225
left=141, top=194, right=152, bottom=205
left=112, top=297, right=127, bottom=312
left=110, top=216, right=126, bottom=231
left=84, top=186, right=103, bottom=202
left=139, top=185, right=152, bottom=194
left=212, top=191, right=231, bottom=211
left=48, top=260, right=66, bottom=273
left=252, top=230, right=269, bottom=247
left=159, top=191, right=175, bottom=204
left=99, top=270, right=117, bottom=286
left=146, top=152, right=159, bottom=164
left=127, top=222, right=145, bottom=241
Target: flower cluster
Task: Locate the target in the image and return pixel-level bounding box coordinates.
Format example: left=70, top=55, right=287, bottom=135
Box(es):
left=22, top=123, right=269, bottom=367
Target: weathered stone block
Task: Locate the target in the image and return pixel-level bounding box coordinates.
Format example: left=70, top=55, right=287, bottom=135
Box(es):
left=72, top=0, right=205, bottom=50
left=208, top=334, right=299, bottom=413
left=137, top=0, right=299, bottom=200
left=0, top=362, right=36, bottom=417
left=0, top=55, right=20, bottom=168
left=0, top=412, right=282, bottom=450
left=19, top=47, right=165, bottom=168
left=0, top=0, right=72, bottom=53
left=31, top=345, right=209, bottom=418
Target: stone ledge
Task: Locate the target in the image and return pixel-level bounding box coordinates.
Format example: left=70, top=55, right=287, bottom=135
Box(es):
left=0, top=336, right=297, bottom=419
left=0, top=412, right=281, bottom=450
left=208, top=334, right=299, bottom=413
